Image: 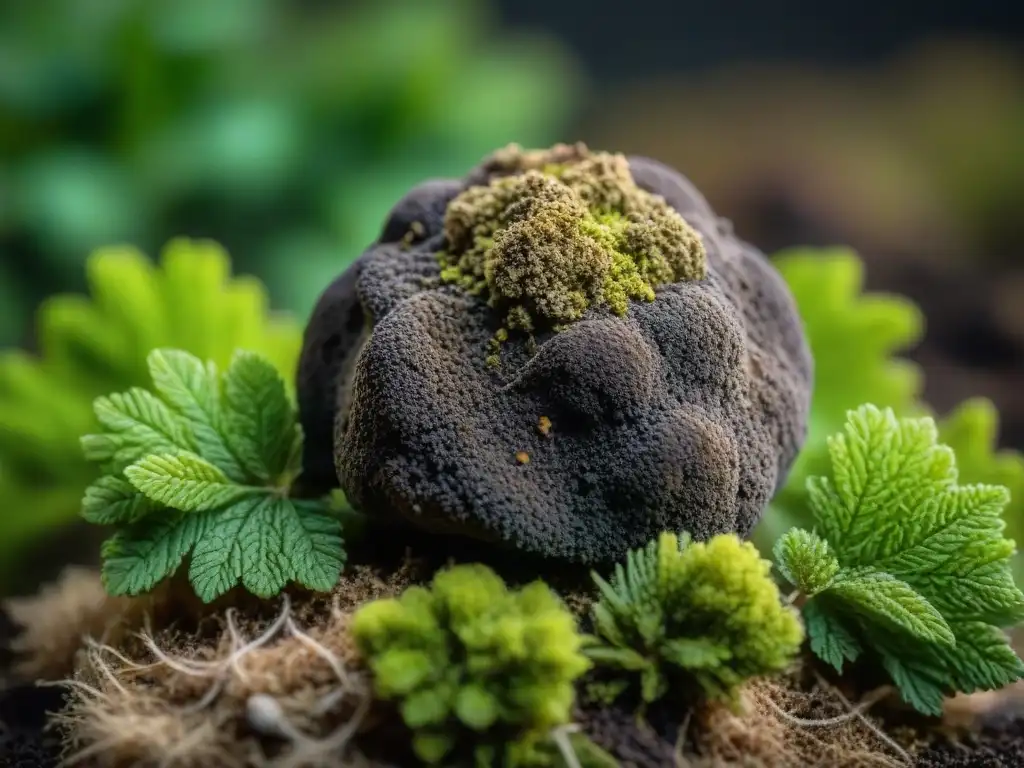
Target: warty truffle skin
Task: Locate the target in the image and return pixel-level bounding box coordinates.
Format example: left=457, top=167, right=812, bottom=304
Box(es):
left=298, top=150, right=813, bottom=564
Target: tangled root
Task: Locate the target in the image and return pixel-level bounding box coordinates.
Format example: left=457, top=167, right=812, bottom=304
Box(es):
left=690, top=676, right=915, bottom=768
left=55, top=563, right=421, bottom=768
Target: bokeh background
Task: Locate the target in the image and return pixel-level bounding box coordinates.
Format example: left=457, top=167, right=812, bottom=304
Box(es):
left=1, top=0, right=1022, bottom=593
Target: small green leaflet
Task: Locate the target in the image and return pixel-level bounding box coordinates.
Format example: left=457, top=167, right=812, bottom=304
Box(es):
left=827, top=567, right=953, bottom=647
left=102, top=512, right=210, bottom=596
left=125, top=452, right=257, bottom=511
left=81, top=345, right=346, bottom=602
left=86, top=388, right=194, bottom=468
left=148, top=350, right=246, bottom=481
left=774, top=404, right=1024, bottom=714
left=188, top=496, right=345, bottom=602
left=802, top=599, right=861, bottom=672
left=773, top=528, right=838, bottom=596
left=223, top=351, right=302, bottom=483
left=82, top=476, right=152, bottom=525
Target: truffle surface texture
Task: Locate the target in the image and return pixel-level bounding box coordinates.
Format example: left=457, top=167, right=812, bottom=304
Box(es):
left=299, top=144, right=812, bottom=563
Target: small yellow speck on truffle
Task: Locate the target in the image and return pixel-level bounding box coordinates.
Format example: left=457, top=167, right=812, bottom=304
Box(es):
left=538, top=416, right=552, bottom=437
left=516, top=451, right=530, bottom=464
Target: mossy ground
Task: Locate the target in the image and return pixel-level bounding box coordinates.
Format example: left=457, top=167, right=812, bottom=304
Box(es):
left=5, top=534, right=1023, bottom=768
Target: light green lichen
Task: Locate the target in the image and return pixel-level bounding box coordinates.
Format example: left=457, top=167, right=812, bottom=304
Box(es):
left=438, top=145, right=706, bottom=334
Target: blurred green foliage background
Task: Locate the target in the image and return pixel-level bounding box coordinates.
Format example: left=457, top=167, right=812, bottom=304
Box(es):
left=2, top=0, right=1023, bottom=598
left=0, top=0, right=580, bottom=346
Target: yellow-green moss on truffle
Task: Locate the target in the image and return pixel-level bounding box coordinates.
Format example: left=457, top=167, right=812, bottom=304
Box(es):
left=438, top=146, right=707, bottom=331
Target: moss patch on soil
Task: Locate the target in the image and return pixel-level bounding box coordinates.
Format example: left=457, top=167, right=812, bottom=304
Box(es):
left=3, top=554, right=1024, bottom=768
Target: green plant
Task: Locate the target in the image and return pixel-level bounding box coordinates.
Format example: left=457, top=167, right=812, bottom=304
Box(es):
left=80, top=347, right=344, bottom=601
left=754, top=248, right=924, bottom=548
left=350, top=564, right=590, bottom=765
left=0, top=0, right=580, bottom=341
left=585, top=532, right=803, bottom=705
left=774, top=404, right=1024, bottom=715
left=938, top=398, right=1024, bottom=569
left=0, top=239, right=301, bottom=586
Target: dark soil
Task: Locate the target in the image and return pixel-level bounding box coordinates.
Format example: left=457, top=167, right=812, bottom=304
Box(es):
left=915, top=711, right=1024, bottom=767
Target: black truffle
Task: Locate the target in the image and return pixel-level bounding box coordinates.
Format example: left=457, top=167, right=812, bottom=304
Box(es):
left=298, top=145, right=812, bottom=563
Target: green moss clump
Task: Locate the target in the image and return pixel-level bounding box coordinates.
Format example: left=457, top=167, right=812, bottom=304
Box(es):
left=586, top=532, right=803, bottom=705
left=351, top=563, right=591, bottom=765
left=438, top=146, right=706, bottom=332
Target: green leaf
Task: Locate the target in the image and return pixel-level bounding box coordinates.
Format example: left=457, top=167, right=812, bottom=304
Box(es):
left=803, top=599, right=861, bottom=673
left=185, top=497, right=344, bottom=603
left=146, top=349, right=246, bottom=481
left=238, top=496, right=291, bottom=598
left=881, top=652, right=947, bottom=716
left=829, top=567, right=954, bottom=646
left=938, top=398, right=1024, bottom=576
left=125, top=453, right=257, bottom=511
left=223, top=350, right=298, bottom=482
left=82, top=475, right=153, bottom=525
left=782, top=404, right=1024, bottom=714
left=773, top=528, right=839, bottom=596
left=810, top=406, right=955, bottom=558
left=90, top=388, right=193, bottom=465
left=412, top=731, right=454, bottom=765
left=101, top=512, right=209, bottom=596
left=284, top=501, right=345, bottom=592
left=187, top=500, right=254, bottom=603
left=934, top=621, right=1024, bottom=694
left=757, top=249, right=925, bottom=546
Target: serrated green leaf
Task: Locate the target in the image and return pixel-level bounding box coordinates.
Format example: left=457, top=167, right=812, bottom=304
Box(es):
left=829, top=567, right=954, bottom=646
left=91, top=387, right=193, bottom=464
left=146, top=349, right=245, bottom=480
left=1, top=239, right=303, bottom=590
left=238, top=496, right=291, bottom=598
left=773, top=528, right=839, bottom=596
left=803, top=599, right=861, bottom=673
left=82, top=475, right=153, bottom=524
left=101, top=512, right=209, bottom=596
left=881, top=652, right=947, bottom=716
left=938, top=398, right=1024, bottom=577
left=784, top=404, right=1024, bottom=714
left=934, top=621, right=1024, bottom=694
left=918, top=557, right=1024, bottom=627
left=125, top=453, right=257, bottom=511
left=284, top=501, right=345, bottom=592
left=813, top=406, right=955, bottom=559
left=223, top=350, right=298, bottom=482
left=187, top=500, right=255, bottom=602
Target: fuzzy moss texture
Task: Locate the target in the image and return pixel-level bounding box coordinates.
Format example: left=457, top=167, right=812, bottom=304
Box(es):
left=438, top=145, right=707, bottom=335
